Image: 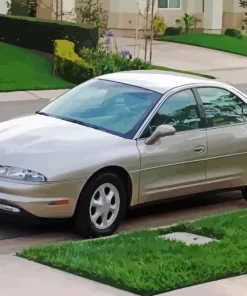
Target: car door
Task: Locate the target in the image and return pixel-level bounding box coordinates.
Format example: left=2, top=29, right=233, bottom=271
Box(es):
left=136, top=88, right=208, bottom=204
left=195, top=86, right=247, bottom=192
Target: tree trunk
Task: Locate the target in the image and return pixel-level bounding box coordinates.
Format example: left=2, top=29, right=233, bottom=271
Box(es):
left=144, top=0, right=150, bottom=62
left=149, top=0, right=155, bottom=63
left=55, top=0, right=58, bottom=19
left=60, top=0, right=63, bottom=20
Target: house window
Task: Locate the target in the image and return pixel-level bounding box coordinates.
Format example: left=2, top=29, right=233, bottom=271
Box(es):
left=158, top=0, right=181, bottom=9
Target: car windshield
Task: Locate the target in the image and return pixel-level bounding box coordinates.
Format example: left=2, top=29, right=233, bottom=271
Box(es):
left=40, top=79, right=162, bottom=138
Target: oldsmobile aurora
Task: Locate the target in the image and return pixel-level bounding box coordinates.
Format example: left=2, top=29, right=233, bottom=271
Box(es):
left=1, top=70, right=247, bottom=238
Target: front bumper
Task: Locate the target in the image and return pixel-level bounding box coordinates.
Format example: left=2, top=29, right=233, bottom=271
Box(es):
left=0, top=178, right=87, bottom=219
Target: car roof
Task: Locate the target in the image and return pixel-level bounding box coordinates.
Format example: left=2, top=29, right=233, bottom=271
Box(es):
left=98, top=70, right=227, bottom=94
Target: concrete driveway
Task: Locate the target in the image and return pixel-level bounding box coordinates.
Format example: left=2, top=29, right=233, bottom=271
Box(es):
left=116, top=37, right=247, bottom=84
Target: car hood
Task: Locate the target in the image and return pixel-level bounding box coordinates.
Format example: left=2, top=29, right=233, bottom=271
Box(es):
left=0, top=114, right=128, bottom=181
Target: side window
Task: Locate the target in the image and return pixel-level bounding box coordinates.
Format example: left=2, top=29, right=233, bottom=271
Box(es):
left=142, top=89, right=202, bottom=138
left=197, top=87, right=247, bottom=128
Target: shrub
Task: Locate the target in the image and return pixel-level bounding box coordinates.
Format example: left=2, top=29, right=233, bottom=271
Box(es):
left=99, top=54, right=152, bottom=74
left=75, top=0, right=108, bottom=36
left=225, top=28, right=243, bottom=39
left=183, top=13, right=195, bottom=33
left=54, top=40, right=95, bottom=84
left=164, top=26, right=182, bottom=36
left=123, top=58, right=152, bottom=71
left=0, top=15, right=98, bottom=53
left=99, top=52, right=130, bottom=74
left=153, top=13, right=167, bottom=36
left=6, top=0, right=29, bottom=16
left=193, top=15, right=202, bottom=29
left=79, top=45, right=108, bottom=76
left=79, top=44, right=152, bottom=76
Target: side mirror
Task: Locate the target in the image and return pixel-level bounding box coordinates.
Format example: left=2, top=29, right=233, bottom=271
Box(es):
left=145, top=124, right=176, bottom=145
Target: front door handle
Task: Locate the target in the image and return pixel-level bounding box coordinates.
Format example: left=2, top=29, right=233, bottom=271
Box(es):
left=194, top=146, right=206, bottom=154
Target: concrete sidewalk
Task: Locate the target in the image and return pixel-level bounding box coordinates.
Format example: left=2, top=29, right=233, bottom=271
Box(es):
left=0, top=255, right=135, bottom=296
left=160, top=275, right=247, bottom=296
left=1, top=254, right=247, bottom=296
left=0, top=89, right=69, bottom=102
left=116, top=37, right=247, bottom=72
left=116, top=37, right=247, bottom=84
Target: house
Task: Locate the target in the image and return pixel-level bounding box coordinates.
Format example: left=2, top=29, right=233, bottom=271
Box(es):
left=36, top=0, right=245, bottom=37
left=106, top=0, right=245, bottom=37
left=0, top=1, right=8, bottom=14
left=36, top=0, right=76, bottom=21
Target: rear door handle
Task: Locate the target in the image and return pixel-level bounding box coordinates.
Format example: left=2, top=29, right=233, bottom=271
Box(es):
left=194, top=146, right=206, bottom=154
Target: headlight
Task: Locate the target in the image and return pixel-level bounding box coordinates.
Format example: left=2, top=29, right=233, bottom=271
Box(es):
left=0, top=166, right=47, bottom=182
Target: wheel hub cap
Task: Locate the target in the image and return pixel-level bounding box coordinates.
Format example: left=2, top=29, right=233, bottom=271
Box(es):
left=89, top=183, right=120, bottom=230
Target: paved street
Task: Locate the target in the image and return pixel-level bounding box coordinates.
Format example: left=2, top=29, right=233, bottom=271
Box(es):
left=0, top=99, right=49, bottom=122
left=234, top=83, right=247, bottom=94
left=0, top=83, right=246, bottom=254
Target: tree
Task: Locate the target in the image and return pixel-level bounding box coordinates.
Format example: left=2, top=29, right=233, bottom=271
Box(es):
left=239, top=1, right=247, bottom=33
left=240, top=1, right=247, bottom=8
left=6, top=0, right=29, bottom=16
left=137, top=0, right=156, bottom=63
left=76, top=0, right=108, bottom=36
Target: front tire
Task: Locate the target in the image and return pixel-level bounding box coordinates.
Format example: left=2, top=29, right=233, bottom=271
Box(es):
left=73, top=172, right=128, bottom=238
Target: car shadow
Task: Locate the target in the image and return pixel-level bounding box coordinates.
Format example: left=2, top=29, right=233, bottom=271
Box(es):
left=0, top=191, right=245, bottom=240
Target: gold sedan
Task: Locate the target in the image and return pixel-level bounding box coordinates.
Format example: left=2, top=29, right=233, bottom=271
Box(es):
left=0, top=70, right=247, bottom=238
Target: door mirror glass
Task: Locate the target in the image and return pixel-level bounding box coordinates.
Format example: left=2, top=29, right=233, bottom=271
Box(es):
left=145, top=124, right=176, bottom=145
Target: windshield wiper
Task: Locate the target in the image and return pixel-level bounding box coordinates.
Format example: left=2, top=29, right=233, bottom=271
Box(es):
left=36, top=112, right=99, bottom=130
left=36, top=111, right=50, bottom=117
left=57, top=116, right=99, bottom=130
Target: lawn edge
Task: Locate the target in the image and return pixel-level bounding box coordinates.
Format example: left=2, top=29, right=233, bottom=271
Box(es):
left=16, top=252, right=144, bottom=295
left=0, top=67, right=215, bottom=93
left=152, top=65, right=216, bottom=79
left=156, top=38, right=247, bottom=58
left=17, top=209, right=246, bottom=296
left=0, top=85, right=75, bottom=93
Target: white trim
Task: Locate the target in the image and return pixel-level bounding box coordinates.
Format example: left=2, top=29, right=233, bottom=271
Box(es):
left=158, top=0, right=181, bottom=10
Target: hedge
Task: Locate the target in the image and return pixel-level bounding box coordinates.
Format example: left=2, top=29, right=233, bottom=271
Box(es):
left=225, top=28, right=243, bottom=39
left=0, top=14, right=98, bottom=53
left=54, top=39, right=95, bottom=84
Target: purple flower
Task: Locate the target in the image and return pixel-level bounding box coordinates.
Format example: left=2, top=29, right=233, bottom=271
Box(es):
left=105, top=30, right=114, bottom=37
left=120, top=49, right=131, bottom=58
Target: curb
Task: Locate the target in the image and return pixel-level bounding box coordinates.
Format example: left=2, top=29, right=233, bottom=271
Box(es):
left=0, top=89, right=69, bottom=102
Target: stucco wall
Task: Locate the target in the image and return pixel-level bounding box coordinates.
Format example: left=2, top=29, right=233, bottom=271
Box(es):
left=108, top=0, right=205, bottom=36
left=0, top=1, right=7, bottom=14
left=35, top=0, right=245, bottom=36
left=37, top=0, right=76, bottom=21
left=37, top=0, right=52, bottom=19
left=223, top=0, right=245, bottom=30
left=187, top=0, right=203, bottom=13
left=233, top=0, right=245, bottom=12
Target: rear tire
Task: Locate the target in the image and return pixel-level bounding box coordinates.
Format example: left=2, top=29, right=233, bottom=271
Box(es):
left=73, top=172, right=128, bottom=238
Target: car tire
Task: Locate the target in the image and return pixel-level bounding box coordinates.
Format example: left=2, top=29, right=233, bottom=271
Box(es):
left=73, top=172, right=128, bottom=238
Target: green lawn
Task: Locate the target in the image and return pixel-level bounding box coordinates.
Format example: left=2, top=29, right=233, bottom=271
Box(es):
left=0, top=42, right=215, bottom=92
left=0, top=42, right=74, bottom=92
left=158, top=33, right=247, bottom=57
left=19, top=209, right=247, bottom=296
